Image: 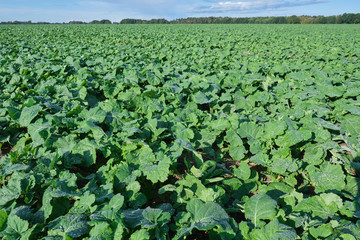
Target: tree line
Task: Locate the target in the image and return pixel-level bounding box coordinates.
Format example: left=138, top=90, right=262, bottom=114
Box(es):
left=1, top=13, right=360, bottom=25
left=121, top=13, right=360, bottom=24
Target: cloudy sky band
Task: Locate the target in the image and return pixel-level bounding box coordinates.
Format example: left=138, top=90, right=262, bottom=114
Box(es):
left=0, top=0, right=358, bottom=22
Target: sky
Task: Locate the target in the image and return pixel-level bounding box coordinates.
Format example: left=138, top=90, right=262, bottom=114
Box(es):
left=0, top=0, right=359, bottom=22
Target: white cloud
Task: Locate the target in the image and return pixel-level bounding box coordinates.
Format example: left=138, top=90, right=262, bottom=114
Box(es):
left=193, top=0, right=327, bottom=13
left=0, top=0, right=331, bottom=22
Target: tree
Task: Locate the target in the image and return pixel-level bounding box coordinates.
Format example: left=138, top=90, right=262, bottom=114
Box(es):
left=273, top=17, right=287, bottom=24
left=89, top=19, right=111, bottom=24
left=69, top=21, right=86, bottom=24
left=338, top=13, right=359, bottom=24
left=314, top=16, right=327, bottom=24
left=326, top=16, right=336, bottom=24
left=288, top=15, right=301, bottom=24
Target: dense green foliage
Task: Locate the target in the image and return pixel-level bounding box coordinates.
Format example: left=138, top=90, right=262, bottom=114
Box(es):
left=0, top=24, right=360, bottom=239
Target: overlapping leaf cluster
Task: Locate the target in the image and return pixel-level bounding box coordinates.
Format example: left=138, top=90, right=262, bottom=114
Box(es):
left=0, top=24, right=360, bottom=239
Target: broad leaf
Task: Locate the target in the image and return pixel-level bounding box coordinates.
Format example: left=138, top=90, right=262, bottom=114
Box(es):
left=234, top=162, right=251, bottom=180
left=48, top=214, right=90, bottom=238
left=341, top=115, right=360, bottom=137
left=18, top=105, right=42, bottom=127
left=307, top=163, right=345, bottom=193
left=250, top=219, right=297, bottom=240
left=245, top=193, right=277, bottom=227
left=187, top=199, right=230, bottom=231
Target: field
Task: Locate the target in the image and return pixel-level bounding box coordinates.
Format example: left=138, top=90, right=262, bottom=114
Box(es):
left=0, top=24, right=360, bottom=239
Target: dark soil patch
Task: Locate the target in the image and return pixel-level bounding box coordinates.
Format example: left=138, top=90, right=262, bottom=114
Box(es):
left=339, top=142, right=352, bottom=155
left=224, top=158, right=241, bottom=170
left=0, top=142, right=13, bottom=157
left=229, top=210, right=246, bottom=222
left=186, top=230, right=209, bottom=240
left=176, top=151, right=194, bottom=175
left=248, top=162, right=268, bottom=173
left=173, top=174, right=183, bottom=180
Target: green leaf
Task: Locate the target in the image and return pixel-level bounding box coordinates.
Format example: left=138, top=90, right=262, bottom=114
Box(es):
left=175, top=138, right=195, bottom=152
left=341, top=115, right=360, bottom=137
left=344, top=175, right=360, bottom=199
left=197, top=188, right=221, bottom=202
left=175, top=139, right=203, bottom=166
left=319, top=85, right=344, bottom=98
left=142, top=207, right=171, bottom=228
left=229, top=145, right=246, bottom=161
left=114, top=223, right=124, bottom=239
left=139, top=147, right=171, bottom=183
left=125, top=181, right=146, bottom=208
left=225, top=129, right=243, bottom=146
left=107, top=194, right=124, bottom=212
left=173, top=199, right=231, bottom=239
left=275, top=129, right=312, bottom=148
left=130, top=229, right=150, bottom=240
left=314, top=118, right=340, bottom=131
left=320, top=193, right=343, bottom=209
left=84, top=120, right=107, bottom=141
left=28, top=119, right=51, bottom=147
left=186, top=199, right=230, bottom=231
left=260, top=182, right=294, bottom=201
left=7, top=107, right=21, bottom=121
left=250, top=219, right=297, bottom=240
left=193, top=91, right=211, bottom=104
left=79, top=86, right=88, bottom=100
left=122, top=209, right=145, bottom=229
left=0, top=176, right=22, bottom=206
left=51, top=135, right=76, bottom=156
left=250, top=152, right=270, bottom=166
left=0, top=210, right=8, bottom=230
left=272, top=64, right=288, bottom=75
left=234, top=162, right=251, bottom=180
left=122, top=204, right=173, bottom=229
left=194, top=128, right=216, bottom=149
left=238, top=122, right=263, bottom=140
left=303, top=145, right=325, bottom=165
left=71, top=138, right=97, bottom=167
left=309, top=223, right=333, bottom=238
left=270, top=156, right=298, bottom=175
left=226, top=129, right=246, bottom=160
left=42, top=187, right=53, bottom=221
left=7, top=214, right=29, bottom=235
left=313, top=128, right=331, bottom=143
left=294, top=195, right=338, bottom=219
left=18, top=105, right=42, bottom=127
left=264, top=120, right=287, bottom=139
left=244, top=193, right=277, bottom=227
left=80, top=107, right=107, bottom=123
left=307, top=163, right=346, bottom=193
left=48, top=214, right=90, bottom=238
left=210, top=118, right=231, bottom=131
left=174, top=123, right=194, bottom=141
left=190, top=166, right=203, bottom=178
left=74, top=191, right=96, bottom=213
left=339, top=234, right=357, bottom=240
left=89, top=222, right=113, bottom=240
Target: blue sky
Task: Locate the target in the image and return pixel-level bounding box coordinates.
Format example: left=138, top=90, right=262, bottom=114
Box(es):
left=0, top=0, right=359, bottom=22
